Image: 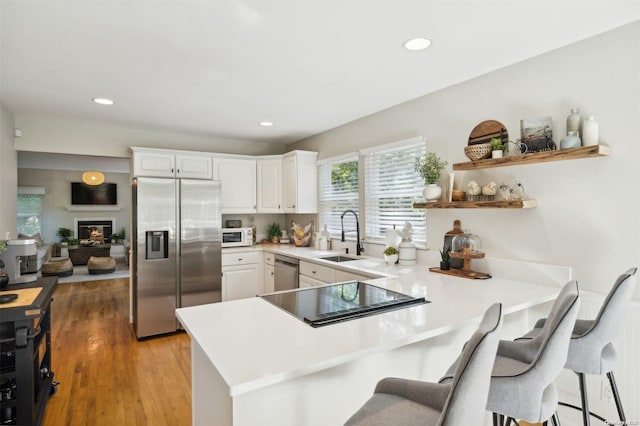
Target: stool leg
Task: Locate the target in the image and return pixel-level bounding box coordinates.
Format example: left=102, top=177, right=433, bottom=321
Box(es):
left=493, top=413, right=499, bottom=426
left=607, top=371, right=626, bottom=422
left=551, top=411, right=561, bottom=426
left=577, top=372, right=591, bottom=426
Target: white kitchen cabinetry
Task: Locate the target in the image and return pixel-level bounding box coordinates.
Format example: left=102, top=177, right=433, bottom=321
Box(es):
left=299, top=260, right=374, bottom=288
left=299, top=261, right=334, bottom=284
left=221, top=251, right=262, bottom=301
left=299, top=274, right=326, bottom=288
left=335, top=270, right=368, bottom=282
left=132, top=148, right=213, bottom=179
left=263, top=252, right=275, bottom=294
left=257, top=157, right=283, bottom=213
left=214, top=157, right=257, bottom=214
left=282, top=151, right=318, bottom=214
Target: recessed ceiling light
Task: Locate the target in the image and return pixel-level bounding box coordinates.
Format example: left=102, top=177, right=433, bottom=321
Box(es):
left=259, top=121, right=274, bottom=127
left=403, top=37, right=432, bottom=51
left=92, top=97, right=115, bottom=105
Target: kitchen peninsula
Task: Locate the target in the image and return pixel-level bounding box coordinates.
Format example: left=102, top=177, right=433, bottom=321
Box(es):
left=176, top=248, right=569, bottom=426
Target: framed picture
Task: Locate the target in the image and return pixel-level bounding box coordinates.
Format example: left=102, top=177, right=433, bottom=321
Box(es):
left=520, top=116, right=555, bottom=153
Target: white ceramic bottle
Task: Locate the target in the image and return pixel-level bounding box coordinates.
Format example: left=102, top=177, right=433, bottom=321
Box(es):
left=566, top=108, right=581, bottom=135
left=582, top=116, right=599, bottom=146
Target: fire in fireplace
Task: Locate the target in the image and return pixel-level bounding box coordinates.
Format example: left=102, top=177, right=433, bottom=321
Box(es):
left=74, top=218, right=115, bottom=243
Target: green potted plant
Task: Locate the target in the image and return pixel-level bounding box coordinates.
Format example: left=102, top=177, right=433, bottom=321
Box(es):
left=490, top=138, right=504, bottom=158
left=439, top=247, right=451, bottom=270
left=383, top=246, right=399, bottom=265
left=415, top=152, right=448, bottom=202
left=267, top=223, right=282, bottom=243
left=57, top=227, right=72, bottom=244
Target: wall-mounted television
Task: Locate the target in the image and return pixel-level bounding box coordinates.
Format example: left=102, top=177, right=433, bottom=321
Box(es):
left=71, top=182, right=118, bottom=205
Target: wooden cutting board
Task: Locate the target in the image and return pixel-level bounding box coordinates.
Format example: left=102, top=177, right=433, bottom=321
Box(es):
left=0, top=287, right=43, bottom=309
left=429, top=267, right=492, bottom=280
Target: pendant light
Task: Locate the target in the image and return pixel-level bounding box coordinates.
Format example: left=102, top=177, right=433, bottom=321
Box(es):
left=82, top=171, right=105, bottom=185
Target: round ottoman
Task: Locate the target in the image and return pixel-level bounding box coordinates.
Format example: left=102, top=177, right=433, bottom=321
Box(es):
left=42, top=257, right=74, bottom=277
left=87, top=256, right=117, bottom=275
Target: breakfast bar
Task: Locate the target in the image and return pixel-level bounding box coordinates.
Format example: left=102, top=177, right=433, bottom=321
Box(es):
left=176, top=253, right=569, bottom=426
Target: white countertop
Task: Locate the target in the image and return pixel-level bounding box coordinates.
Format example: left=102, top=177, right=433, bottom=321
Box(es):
left=176, top=245, right=568, bottom=397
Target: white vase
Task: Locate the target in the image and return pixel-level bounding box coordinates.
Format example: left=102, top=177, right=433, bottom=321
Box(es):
left=582, top=116, right=599, bottom=146
left=384, top=254, right=398, bottom=265
left=423, top=184, right=442, bottom=202
left=492, top=150, right=503, bottom=159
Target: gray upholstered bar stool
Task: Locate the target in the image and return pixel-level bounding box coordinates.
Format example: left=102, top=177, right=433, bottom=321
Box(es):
left=344, top=303, right=503, bottom=426
left=440, top=280, right=580, bottom=426
left=517, top=267, right=637, bottom=426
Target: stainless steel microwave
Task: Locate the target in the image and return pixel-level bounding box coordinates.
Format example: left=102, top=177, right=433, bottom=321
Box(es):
left=221, top=227, right=253, bottom=247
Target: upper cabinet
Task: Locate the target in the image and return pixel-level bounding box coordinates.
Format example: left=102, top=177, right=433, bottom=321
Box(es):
left=131, top=147, right=319, bottom=214
left=132, top=148, right=213, bottom=179
left=283, top=151, right=318, bottom=214
left=257, top=156, right=283, bottom=213
left=214, top=156, right=257, bottom=214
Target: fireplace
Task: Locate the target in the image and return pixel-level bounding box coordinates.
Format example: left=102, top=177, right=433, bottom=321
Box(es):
left=74, top=218, right=115, bottom=244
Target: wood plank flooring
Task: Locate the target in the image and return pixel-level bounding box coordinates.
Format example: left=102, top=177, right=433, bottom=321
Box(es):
left=42, top=278, right=192, bottom=426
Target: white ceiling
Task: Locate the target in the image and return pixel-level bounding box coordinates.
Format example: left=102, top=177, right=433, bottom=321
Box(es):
left=2, top=1, right=640, bottom=146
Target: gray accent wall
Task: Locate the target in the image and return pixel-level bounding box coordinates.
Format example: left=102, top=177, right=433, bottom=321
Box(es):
left=288, top=22, right=640, bottom=300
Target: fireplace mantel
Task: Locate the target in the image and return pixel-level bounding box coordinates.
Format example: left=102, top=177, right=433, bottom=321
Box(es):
left=65, top=205, right=123, bottom=212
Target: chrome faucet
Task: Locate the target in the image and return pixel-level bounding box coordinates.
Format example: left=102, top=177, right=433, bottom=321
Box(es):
left=340, top=209, right=364, bottom=256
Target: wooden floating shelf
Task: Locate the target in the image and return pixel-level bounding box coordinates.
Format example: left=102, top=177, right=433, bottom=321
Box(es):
left=413, top=199, right=537, bottom=209
left=452, top=144, right=610, bottom=171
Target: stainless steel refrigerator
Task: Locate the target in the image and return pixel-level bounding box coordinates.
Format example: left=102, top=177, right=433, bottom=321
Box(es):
left=132, top=177, right=222, bottom=339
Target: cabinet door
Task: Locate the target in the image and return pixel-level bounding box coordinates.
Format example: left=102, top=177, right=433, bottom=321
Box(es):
left=132, top=151, right=176, bottom=177
left=264, top=264, right=275, bottom=294
left=222, top=264, right=259, bottom=301
left=299, top=274, right=326, bottom=288
left=215, top=158, right=257, bottom=213
left=257, top=157, right=283, bottom=213
left=282, top=151, right=318, bottom=213
left=282, top=155, right=297, bottom=213
left=176, top=154, right=213, bottom=180
left=335, top=270, right=368, bottom=283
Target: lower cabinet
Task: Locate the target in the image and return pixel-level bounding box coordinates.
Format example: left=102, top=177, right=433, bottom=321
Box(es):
left=299, top=261, right=373, bottom=288
left=299, top=274, right=327, bottom=288
left=263, top=252, right=275, bottom=294
left=221, top=251, right=262, bottom=301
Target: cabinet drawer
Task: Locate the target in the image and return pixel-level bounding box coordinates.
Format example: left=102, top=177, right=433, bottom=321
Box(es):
left=263, top=252, right=275, bottom=266
left=222, top=251, right=261, bottom=266
left=300, top=261, right=335, bottom=283
left=299, top=274, right=327, bottom=288
left=335, top=270, right=368, bottom=283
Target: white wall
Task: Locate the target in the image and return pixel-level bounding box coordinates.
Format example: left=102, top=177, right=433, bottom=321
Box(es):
left=13, top=115, right=286, bottom=158
left=0, top=104, right=18, bottom=239
left=289, top=21, right=640, bottom=300
left=17, top=169, right=132, bottom=244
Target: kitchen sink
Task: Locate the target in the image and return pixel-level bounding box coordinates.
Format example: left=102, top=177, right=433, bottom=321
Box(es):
left=320, top=255, right=359, bottom=263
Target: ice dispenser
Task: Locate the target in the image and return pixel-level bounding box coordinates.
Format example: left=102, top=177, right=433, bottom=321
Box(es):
left=146, top=231, right=168, bottom=259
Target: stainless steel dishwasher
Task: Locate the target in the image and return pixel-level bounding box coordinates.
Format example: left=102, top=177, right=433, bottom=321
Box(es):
left=274, top=254, right=299, bottom=291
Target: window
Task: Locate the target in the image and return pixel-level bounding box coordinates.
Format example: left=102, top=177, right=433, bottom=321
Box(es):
left=318, top=154, right=359, bottom=235
left=362, top=137, right=426, bottom=242
left=17, top=194, right=43, bottom=236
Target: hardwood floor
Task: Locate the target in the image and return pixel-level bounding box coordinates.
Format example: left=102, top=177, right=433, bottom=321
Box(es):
left=42, top=278, right=192, bottom=426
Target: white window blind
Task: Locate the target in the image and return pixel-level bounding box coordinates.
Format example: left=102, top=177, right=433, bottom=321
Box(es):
left=17, top=194, right=43, bottom=236
left=318, top=154, right=359, bottom=235
left=363, top=138, right=426, bottom=242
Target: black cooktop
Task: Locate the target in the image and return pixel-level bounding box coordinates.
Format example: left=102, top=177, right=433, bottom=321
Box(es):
left=261, top=281, right=428, bottom=327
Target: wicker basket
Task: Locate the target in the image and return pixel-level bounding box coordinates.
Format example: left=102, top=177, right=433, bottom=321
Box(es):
left=464, top=143, right=492, bottom=161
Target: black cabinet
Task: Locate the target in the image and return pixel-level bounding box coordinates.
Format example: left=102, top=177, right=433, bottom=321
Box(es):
left=1, top=277, right=58, bottom=425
